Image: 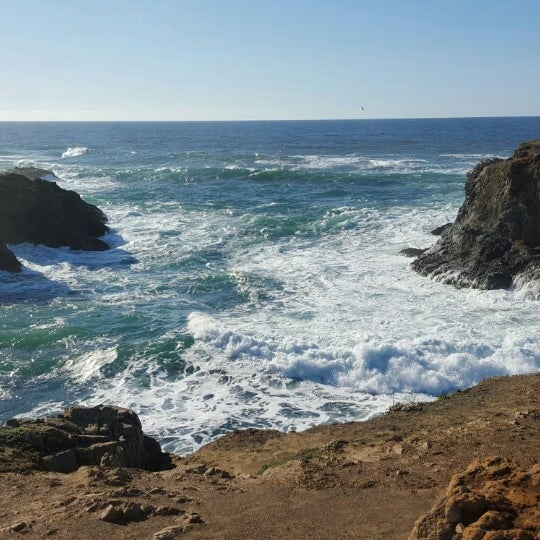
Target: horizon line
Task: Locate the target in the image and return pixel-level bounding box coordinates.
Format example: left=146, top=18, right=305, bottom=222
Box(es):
left=0, top=115, right=539, bottom=123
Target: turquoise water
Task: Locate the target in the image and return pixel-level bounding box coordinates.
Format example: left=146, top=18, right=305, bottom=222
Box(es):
left=1, top=118, right=540, bottom=453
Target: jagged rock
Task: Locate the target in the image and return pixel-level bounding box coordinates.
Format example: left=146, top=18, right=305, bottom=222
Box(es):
left=151, top=506, right=184, bottom=517
left=204, top=466, right=234, bottom=479
left=0, top=241, right=21, bottom=272
left=400, top=247, right=427, bottom=258
left=42, top=448, right=78, bottom=473
left=0, top=171, right=109, bottom=251
left=8, top=521, right=30, bottom=533
left=100, top=451, right=123, bottom=467
left=120, top=501, right=146, bottom=522
left=0, top=405, right=172, bottom=473
left=99, top=504, right=124, bottom=524
left=97, top=501, right=183, bottom=525
left=184, top=464, right=208, bottom=475
left=411, top=141, right=540, bottom=289
left=186, top=513, right=203, bottom=523
left=78, top=441, right=124, bottom=466
left=431, top=223, right=452, bottom=236
left=22, top=424, right=73, bottom=453
left=153, top=526, right=187, bottom=539
left=409, top=457, right=540, bottom=540
left=144, top=434, right=169, bottom=471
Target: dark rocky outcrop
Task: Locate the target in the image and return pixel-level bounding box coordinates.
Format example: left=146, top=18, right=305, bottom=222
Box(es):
left=430, top=223, right=452, bottom=236
left=0, top=171, right=109, bottom=256
left=400, top=247, right=427, bottom=258
left=0, top=241, right=22, bottom=272
left=411, top=141, right=540, bottom=289
left=0, top=405, right=173, bottom=473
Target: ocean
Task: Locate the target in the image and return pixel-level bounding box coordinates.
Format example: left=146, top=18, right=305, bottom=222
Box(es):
left=1, top=118, right=539, bottom=454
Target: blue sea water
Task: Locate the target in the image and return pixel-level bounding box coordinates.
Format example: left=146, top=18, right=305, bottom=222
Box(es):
left=1, top=118, right=539, bottom=454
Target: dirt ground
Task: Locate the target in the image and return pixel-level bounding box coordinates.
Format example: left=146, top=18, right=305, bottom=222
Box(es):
left=0, top=373, right=538, bottom=539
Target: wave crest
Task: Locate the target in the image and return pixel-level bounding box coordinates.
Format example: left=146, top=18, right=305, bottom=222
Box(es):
left=61, top=147, right=88, bottom=158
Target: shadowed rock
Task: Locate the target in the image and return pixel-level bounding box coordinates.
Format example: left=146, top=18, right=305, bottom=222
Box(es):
left=430, top=223, right=452, bottom=236
left=399, top=247, right=427, bottom=258
left=0, top=172, right=109, bottom=253
left=0, top=241, right=21, bottom=272
left=411, top=141, right=540, bottom=289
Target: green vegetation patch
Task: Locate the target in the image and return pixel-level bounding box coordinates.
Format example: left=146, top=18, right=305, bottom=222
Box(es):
left=0, top=427, right=28, bottom=447
left=257, top=440, right=347, bottom=475
left=257, top=454, right=295, bottom=476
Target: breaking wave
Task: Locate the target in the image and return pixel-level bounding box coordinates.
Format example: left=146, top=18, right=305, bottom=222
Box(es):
left=61, top=146, right=88, bottom=158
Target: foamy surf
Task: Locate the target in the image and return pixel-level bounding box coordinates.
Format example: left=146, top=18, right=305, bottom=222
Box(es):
left=1, top=118, right=540, bottom=454
left=61, top=146, right=88, bottom=158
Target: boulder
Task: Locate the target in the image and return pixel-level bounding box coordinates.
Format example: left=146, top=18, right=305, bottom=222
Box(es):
left=0, top=405, right=172, bottom=473
left=0, top=172, right=109, bottom=251
left=411, top=141, right=540, bottom=289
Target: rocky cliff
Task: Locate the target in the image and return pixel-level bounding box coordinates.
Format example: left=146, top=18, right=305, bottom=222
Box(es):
left=411, top=141, right=540, bottom=289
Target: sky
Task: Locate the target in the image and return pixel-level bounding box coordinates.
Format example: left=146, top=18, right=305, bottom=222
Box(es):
left=0, top=0, right=539, bottom=121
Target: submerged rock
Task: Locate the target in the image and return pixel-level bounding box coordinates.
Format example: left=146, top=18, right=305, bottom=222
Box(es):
left=0, top=171, right=109, bottom=253
left=411, top=141, right=540, bottom=289
left=0, top=405, right=173, bottom=473
left=430, top=223, right=452, bottom=236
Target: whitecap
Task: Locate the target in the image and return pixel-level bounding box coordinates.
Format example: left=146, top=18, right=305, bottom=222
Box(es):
left=63, top=347, right=117, bottom=382
left=440, top=153, right=506, bottom=160
left=61, top=147, right=89, bottom=158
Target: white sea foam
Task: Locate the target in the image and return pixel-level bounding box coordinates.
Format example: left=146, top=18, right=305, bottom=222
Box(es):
left=253, top=154, right=467, bottom=175
left=45, top=167, right=118, bottom=194
left=41, top=173, right=58, bottom=182
left=512, top=272, right=540, bottom=300
left=3, top=141, right=540, bottom=454
left=63, top=347, right=118, bottom=382
left=61, top=147, right=88, bottom=158
left=13, top=196, right=535, bottom=453
left=440, top=153, right=506, bottom=160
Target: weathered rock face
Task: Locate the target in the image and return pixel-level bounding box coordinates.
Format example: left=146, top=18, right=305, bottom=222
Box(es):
left=0, top=405, right=172, bottom=473
left=411, top=141, right=540, bottom=289
left=409, top=456, right=540, bottom=540
left=0, top=172, right=109, bottom=253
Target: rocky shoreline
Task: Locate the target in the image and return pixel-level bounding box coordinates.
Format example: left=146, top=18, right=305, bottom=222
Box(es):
left=1, top=148, right=539, bottom=538
left=0, top=373, right=538, bottom=539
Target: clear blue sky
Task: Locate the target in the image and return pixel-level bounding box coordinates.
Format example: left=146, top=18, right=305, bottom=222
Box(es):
left=1, top=0, right=539, bottom=120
